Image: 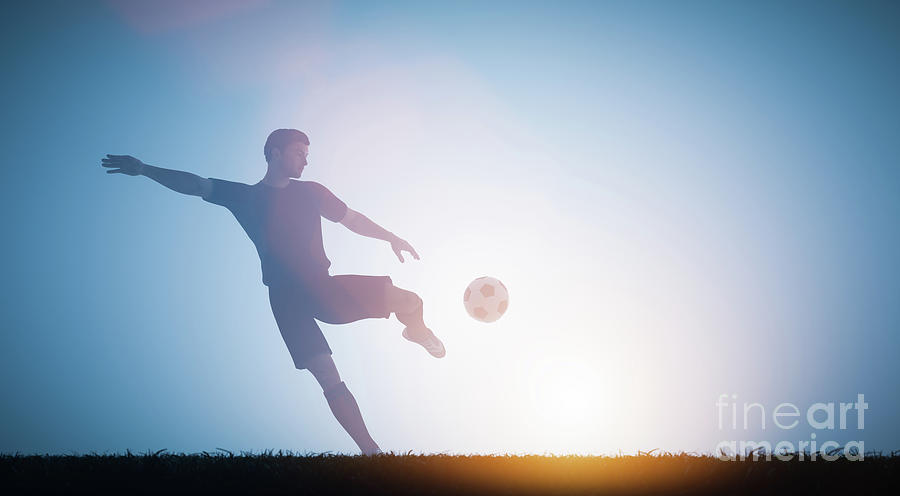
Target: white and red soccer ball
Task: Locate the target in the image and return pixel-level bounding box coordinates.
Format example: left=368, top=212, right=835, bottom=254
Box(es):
left=463, top=276, right=509, bottom=323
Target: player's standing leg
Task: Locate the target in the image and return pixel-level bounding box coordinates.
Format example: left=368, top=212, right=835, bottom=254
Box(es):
left=387, top=286, right=445, bottom=358
left=305, top=353, right=381, bottom=455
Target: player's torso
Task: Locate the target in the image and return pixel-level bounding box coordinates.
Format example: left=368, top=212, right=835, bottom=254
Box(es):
left=234, top=182, right=331, bottom=282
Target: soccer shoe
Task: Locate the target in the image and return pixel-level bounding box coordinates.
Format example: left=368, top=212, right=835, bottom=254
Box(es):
left=402, top=326, right=446, bottom=358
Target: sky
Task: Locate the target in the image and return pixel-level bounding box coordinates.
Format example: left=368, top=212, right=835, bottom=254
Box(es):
left=1, top=0, right=899, bottom=456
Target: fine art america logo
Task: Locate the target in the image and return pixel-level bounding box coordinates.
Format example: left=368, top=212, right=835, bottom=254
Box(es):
left=716, top=394, right=867, bottom=461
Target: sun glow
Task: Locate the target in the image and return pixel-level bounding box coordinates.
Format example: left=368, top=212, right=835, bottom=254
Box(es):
left=528, top=357, right=606, bottom=429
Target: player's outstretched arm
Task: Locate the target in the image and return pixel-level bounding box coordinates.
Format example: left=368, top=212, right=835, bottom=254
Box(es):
left=340, top=208, right=420, bottom=263
left=101, top=154, right=211, bottom=197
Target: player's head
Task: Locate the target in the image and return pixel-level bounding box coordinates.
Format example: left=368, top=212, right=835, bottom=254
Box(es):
left=264, top=129, right=310, bottom=178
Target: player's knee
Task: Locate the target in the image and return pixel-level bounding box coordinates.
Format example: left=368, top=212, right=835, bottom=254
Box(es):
left=402, top=292, right=422, bottom=314
left=389, top=287, right=421, bottom=314
left=305, top=354, right=341, bottom=391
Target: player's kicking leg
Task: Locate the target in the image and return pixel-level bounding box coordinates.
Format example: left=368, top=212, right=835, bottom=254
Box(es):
left=305, top=353, right=382, bottom=455
left=387, top=286, right=445, bottom=358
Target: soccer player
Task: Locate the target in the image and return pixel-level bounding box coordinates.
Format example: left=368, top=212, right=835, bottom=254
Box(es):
left=102, top=129, right=445, bottom=455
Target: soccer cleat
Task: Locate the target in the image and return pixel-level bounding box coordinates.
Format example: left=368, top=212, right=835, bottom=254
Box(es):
left=402, top=326, right=446, bottom=358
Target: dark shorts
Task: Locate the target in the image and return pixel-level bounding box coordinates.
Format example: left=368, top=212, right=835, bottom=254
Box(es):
left=267, top=274, right=394, bottom=370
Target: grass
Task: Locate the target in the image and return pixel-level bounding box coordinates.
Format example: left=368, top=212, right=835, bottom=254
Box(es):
left=2, top=450, right=898, bottom=495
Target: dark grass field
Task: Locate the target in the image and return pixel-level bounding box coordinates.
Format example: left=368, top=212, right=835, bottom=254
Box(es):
left=2, top=450, right=899, bottom=495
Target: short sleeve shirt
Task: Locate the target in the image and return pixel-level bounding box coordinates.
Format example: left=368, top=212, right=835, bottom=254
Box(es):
left=203, top=178, right=348, bottom=287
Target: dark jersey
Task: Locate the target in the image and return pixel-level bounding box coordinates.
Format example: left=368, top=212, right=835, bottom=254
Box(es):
left=202, top=178, right=348, bottom=287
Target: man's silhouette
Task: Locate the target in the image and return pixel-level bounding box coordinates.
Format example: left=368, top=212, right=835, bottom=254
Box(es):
left=102, top=129, right=445, bottom=455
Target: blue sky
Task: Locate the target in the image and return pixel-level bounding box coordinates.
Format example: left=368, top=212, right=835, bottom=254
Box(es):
left=1, top=0, right=899, bottom=455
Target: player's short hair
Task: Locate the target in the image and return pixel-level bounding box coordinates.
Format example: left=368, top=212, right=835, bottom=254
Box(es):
left=264, top=129, right=310, bottom=163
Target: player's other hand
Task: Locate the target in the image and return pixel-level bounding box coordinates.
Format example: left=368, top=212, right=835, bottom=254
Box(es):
left=390, top=235, right=420, bottom=263
left=101, top=154, right=145, bottom=176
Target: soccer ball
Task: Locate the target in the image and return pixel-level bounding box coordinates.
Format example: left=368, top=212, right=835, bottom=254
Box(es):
left=463, top=276, right=509, bottom=323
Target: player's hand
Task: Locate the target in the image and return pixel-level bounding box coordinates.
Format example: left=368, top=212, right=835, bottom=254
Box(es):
left=390, top=235, right=420, bottom=263
left=101, top=154, right=146, bottom=176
